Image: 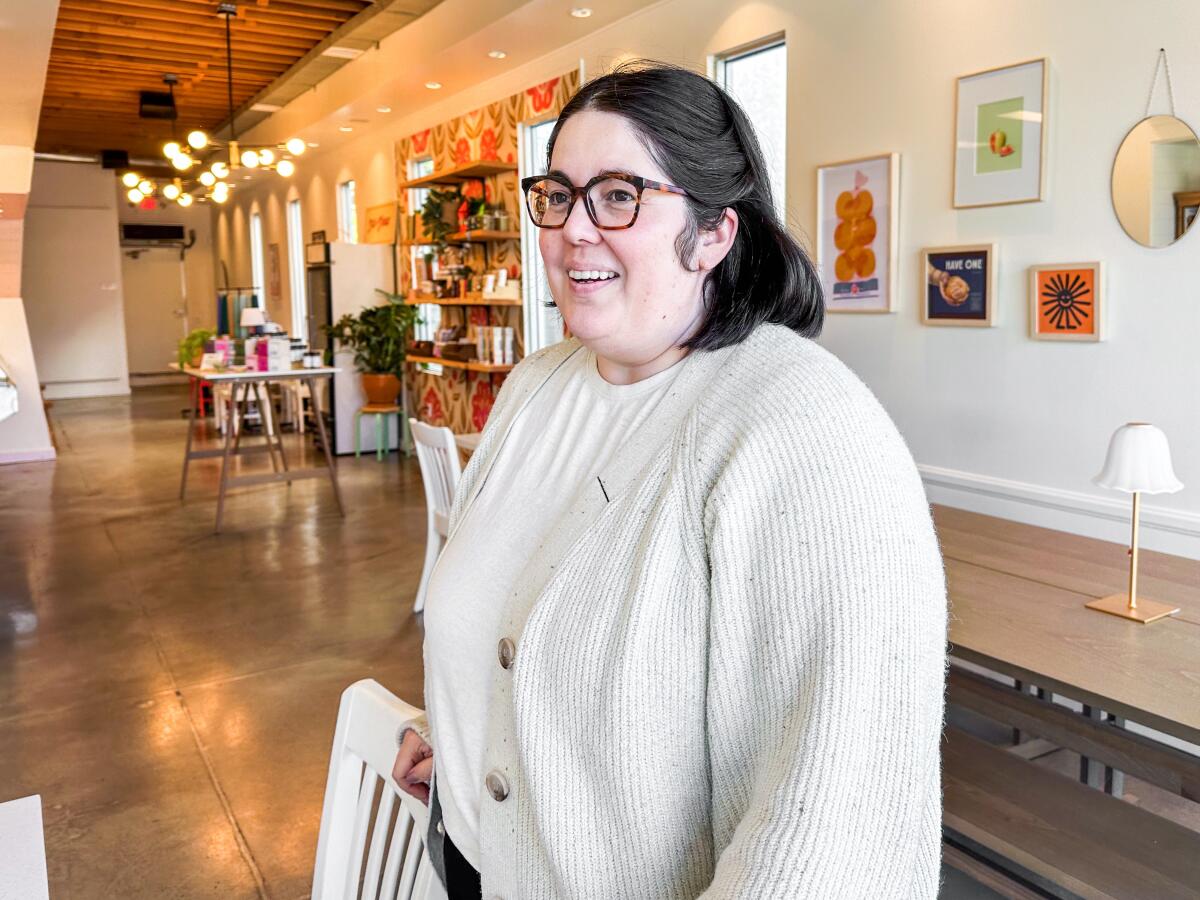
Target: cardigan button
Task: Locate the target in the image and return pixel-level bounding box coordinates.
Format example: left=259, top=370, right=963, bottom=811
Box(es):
left=497, top=637, right=516, bottom=670
left=485, top=770, right=509, bottom=802
left=436, top=820, right=445, bottom=836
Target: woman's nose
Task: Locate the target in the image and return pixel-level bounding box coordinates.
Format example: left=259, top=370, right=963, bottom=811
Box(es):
left=561, top=194, right=600, bottom=243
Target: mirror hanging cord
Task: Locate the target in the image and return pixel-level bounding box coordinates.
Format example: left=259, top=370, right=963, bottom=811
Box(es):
left=1144, top=48, right=1177, bottom=119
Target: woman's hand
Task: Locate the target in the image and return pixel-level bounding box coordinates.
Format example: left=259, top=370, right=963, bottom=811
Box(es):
left=391, top=730, right=434, bottom=805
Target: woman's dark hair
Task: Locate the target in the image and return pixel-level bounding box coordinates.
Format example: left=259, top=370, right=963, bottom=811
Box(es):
left=545, top=61, right=823, bottom=351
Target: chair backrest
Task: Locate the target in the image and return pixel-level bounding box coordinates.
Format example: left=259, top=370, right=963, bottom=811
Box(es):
left=312, top=680, right=445, bottom=900
left=408, top=419, right=462, bottom=524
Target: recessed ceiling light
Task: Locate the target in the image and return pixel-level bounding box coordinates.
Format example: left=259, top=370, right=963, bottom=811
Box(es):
left=242, top=175, right=251, bottom=180
left=322, top=46, right=364, bottom=60
left=488, top=49, right=507, bottom=59
left=251, top=103, right=281, bottom=112
left=570, top=7, right=592, bottom=17
left=425, top=81, right=442, bottom=90
left=307, top=141, right=320, bottom=148
left=376, top=106, right=392, bottom=113
left=339, top=125, right=353, bottom=132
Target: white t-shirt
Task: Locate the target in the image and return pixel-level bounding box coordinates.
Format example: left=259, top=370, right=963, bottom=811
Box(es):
left=422, top=345, right=688, bottom=870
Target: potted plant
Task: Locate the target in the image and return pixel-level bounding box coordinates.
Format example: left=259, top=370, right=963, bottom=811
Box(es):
left=421, top=187, right=460, bottom=251
left=178, top=328, right=215, bottom=367
left=323, top=292, right=422, bottom=405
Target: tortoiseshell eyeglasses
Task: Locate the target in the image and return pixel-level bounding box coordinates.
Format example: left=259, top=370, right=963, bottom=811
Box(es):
left=521, top=172, right=689, bottom=230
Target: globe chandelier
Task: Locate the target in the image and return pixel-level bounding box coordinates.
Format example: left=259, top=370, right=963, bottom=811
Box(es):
left=122, top=1, right=305, bottom=207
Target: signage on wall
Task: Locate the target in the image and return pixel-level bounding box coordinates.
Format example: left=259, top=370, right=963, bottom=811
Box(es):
left=310, top=230, right=326, bottom=244
left=267, top=243, right=282, bottom=305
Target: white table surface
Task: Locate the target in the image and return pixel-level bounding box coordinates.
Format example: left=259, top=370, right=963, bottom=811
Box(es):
left=170, top=362, right=340, bottom=381
left=455, top=432, right=483, bottom=453
left=0, top=794, right=49, bottom=900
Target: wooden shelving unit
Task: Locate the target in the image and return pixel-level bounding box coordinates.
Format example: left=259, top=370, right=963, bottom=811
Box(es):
left=400, top=160, right=517, bottom=189
left=398, top=230, right=521, bottom=248
left=405, top=294, right=521, bottom=307
left=407, top=355, right=514, bottom=374
left=448, top=229, right=520, bottom=243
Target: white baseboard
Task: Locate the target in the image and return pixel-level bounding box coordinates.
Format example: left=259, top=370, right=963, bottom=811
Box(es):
left=920, top=464, right=1200, bottom=560
left=0, top=448, right=57, bottom=465
left=43, top=381, right=130, bottom=400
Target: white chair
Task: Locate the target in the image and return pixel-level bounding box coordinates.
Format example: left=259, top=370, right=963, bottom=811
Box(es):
left=213, top=381, right=275, bottom=436
left=312, top=679, right=445, bottom=900
left=409, top=419, right=462, bottom=615
left=279, top=380, right=311, bottom=434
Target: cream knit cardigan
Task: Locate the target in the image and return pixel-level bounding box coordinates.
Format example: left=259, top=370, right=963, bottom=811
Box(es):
left=406, top=323, right=948, bottom=899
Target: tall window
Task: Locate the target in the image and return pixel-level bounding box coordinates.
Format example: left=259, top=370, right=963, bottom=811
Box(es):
left=286, top=199, right=306, bottom=340
left=249, top=211, right=265, bottom=306
left=519, top=117, right=563, bottom=353
left=408, top=159, right=440, bottom=344
left=337, top=179, right=358, bottom=243
left=717, top=39, right=786, bottom=220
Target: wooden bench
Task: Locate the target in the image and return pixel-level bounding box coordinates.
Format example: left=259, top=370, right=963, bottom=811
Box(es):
left=943, top=716, right=1200, bottom=899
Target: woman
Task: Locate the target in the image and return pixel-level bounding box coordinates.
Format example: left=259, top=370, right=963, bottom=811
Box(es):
left=393, top=62, right=947, bottom=899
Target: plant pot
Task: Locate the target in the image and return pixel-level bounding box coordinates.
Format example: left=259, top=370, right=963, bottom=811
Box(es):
left=361, top=373, right=400, bottom=406
left=191, top=350, right=204, bottom=367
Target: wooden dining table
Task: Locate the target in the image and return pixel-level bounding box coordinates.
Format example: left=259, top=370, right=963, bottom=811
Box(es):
left=935, top=504, right=1200, bottom=750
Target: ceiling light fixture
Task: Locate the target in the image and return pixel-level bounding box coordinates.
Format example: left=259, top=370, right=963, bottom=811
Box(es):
left=425, top=81, right=442, bottom=90
left=570, top=7, right=593, bottom=17
left=339, top=125, right=353, bottom=133
left=322, top=45, right=365, bottom=60
left=376, top=106, right=392, bottom=113
left=488, top=49, right=507, bottom=59
left=127, top=3, right=306, bottom=207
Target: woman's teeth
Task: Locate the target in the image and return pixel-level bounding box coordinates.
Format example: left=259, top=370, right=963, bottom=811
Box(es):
left=568, top=269, right=619, bottom=282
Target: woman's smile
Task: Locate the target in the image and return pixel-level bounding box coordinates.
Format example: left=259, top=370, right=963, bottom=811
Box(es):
left=566, top=266, right=621, bottom=295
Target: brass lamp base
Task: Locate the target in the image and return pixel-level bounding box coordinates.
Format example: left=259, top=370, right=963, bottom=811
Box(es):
left=1086, top=593, right=1179, bottom=624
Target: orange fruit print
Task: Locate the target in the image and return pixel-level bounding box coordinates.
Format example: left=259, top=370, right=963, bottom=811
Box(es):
left=834, top=181, right=877, bottom=281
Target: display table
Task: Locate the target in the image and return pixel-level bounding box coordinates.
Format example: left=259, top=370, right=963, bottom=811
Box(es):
left=0, top=795, right=49, bottom=900
left=174, top=363, right=344, bottom=533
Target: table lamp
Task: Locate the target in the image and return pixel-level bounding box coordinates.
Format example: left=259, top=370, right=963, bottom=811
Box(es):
left=1088, top=422, right=1183, bottom=623
left=240, top=306, right=266, bottom=335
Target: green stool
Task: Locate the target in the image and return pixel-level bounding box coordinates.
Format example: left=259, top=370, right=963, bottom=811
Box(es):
left=353, top=404, right=405, bottom=461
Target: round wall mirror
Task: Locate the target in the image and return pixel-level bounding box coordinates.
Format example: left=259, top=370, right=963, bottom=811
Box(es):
left=1112, top=115, right=1200, bottom=248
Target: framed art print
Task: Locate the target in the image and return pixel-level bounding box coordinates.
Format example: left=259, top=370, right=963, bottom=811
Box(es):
left=954, top=58, right=1047, bottom=208
left=922, top=244, right=997, bottom=326
left=816, top=153, right=899, bottom=313
left=1029, top=262, right=1104, bottom=341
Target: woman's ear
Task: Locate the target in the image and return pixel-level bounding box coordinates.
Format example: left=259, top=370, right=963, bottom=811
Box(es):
left=695, top=207, right=739, bottom=273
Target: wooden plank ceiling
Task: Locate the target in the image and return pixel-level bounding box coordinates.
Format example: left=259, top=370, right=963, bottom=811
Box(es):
left=38, top=0, right=373, bottom=159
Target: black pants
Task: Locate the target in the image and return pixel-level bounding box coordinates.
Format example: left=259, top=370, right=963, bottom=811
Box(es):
left=444, top=830, right=482, bottom=900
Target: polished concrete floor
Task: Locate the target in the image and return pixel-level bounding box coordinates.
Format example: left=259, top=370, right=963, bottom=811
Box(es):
left=0, top=385, right=1013, bottom=898
left=1, top=386, right=427, bottom=898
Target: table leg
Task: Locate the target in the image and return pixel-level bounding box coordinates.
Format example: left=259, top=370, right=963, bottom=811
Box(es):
left=261, top=381, right=290, bottom=482
left=215, top=382, right=241, bottom=533
left=253, top=382, right=281, bottom=474
left=180, top=377, right=198, bottom=500
left=307, top=376, right=345, bottom=516
left=376, top=413, right=384, bottom=461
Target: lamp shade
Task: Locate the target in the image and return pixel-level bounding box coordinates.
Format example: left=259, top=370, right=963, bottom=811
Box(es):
left=240, top=307, right=266, bottom=328
left=1093, top=423, right=1183, bottom=494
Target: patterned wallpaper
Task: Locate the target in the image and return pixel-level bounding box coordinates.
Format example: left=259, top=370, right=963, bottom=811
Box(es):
left=398, top=71, right=580, bottom=434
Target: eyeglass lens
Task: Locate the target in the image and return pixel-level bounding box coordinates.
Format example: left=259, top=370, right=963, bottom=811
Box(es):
left=525, top=176, right=639, bottom=228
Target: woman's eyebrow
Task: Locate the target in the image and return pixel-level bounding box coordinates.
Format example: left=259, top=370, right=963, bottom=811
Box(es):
left=548, top=169, right=574, bottom=183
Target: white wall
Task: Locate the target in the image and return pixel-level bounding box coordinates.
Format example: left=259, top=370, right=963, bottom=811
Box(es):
left=0, top=0, right=59, bottom=463
left=219, top=0, right=1200, bottom=555
left=22, top=161, right=130, bottom=399
left=116, top=188, right=217, bottom=378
